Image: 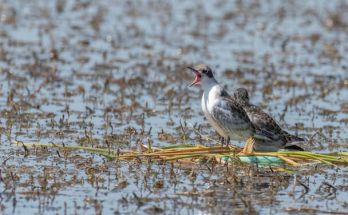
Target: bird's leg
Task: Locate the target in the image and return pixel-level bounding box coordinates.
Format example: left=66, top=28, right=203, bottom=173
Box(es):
left=240, top=137, right=255, bottom=154
left=219, top=136, right=225, bottom=146
left=226, top=136, right=230, bottom=146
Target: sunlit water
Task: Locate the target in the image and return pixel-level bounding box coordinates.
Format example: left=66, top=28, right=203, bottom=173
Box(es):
left=0, top=0, right=347, bottom=214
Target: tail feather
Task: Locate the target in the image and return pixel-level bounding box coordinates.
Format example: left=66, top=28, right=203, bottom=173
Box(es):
left=283, top=131, right=305, bottom=143
left=281, top=131, right=306, bottom=151
left=283, top=144, right=304, bottom=151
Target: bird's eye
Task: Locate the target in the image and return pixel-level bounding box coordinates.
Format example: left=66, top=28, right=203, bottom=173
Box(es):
left=202, top=70, right=207, bottom=74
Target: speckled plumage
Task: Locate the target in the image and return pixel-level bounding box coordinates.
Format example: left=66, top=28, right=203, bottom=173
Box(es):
left=233, top=88, right=304, bottom=151
left=189, top=64, right=283, bottom=152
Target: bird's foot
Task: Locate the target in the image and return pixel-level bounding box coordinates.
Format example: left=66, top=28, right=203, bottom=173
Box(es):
left=239, top=137, right=255, bottom=155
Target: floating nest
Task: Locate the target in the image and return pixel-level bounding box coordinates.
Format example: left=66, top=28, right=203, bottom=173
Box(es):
left=12, top=140, right=348, bottom=168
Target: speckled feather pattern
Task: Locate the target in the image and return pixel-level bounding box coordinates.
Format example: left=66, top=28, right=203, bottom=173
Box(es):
left=233, top=88, right=304, bottom=146
left=192, top=64, right=302, bottom=152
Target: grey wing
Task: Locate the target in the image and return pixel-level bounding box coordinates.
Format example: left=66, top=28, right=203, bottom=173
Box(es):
left=210, top=98, right=254, bottom=138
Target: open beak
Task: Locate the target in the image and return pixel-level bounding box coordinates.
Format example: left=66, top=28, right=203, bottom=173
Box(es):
left=187, top=67, right=201, bottom=86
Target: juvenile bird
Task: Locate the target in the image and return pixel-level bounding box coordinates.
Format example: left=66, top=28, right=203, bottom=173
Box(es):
left=188, top=64, right=277, bottom=153
left=233, top=88, right=304, bottom=151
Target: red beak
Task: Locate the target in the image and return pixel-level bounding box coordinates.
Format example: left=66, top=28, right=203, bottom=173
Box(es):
left=187, top=67, right=201, bottom=86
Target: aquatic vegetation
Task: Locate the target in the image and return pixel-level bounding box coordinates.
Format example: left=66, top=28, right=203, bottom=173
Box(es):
left=1, top=0, right=348, bottom=214
left=13, top=140, right=348, bottom=168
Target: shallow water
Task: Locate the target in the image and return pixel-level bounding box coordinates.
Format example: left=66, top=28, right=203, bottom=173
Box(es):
left=0, top=0, right=348, bottom=214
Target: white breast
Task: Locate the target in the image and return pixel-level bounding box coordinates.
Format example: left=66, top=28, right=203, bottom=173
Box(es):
left=201, top=87, right=228, bottom=138
left=201, top=85, right=252, bottom=141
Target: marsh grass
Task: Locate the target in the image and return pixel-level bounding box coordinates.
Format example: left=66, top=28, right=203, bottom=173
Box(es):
left=12, top=140, right=348, bottom=167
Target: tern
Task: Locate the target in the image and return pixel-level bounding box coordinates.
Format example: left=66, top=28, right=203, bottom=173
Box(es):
left=233, top=88, right=304, bottom=151
left=188, top=64, right=302, bottom=153
left=189, top=64, right=267, bottom=153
